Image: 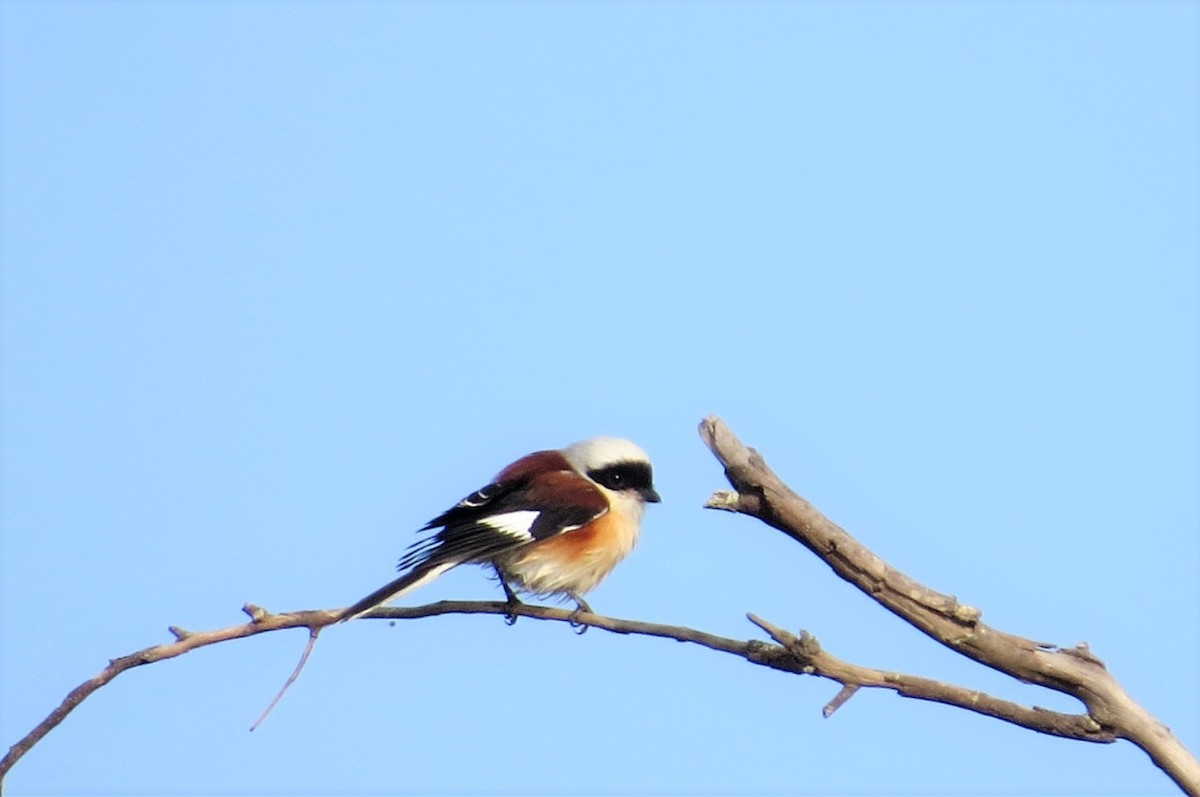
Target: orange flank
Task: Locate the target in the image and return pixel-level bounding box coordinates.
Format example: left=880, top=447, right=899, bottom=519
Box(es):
left=499, top=510, right=637, bottom=597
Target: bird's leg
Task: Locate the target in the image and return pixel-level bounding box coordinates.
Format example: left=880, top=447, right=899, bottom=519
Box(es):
left=494, top=566, right=524, bottom=626
left=567, top=591, right=593, bottom=635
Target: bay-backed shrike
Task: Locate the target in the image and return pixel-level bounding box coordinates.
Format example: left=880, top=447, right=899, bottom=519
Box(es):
left=338, top=437, right=660, bottom=623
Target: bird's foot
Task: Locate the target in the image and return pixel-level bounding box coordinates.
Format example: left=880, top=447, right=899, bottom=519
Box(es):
left=504, top=583, right=528, bottom=624
left=568, top=593, right=593, bottom=635
left=503, top=594, right=525, bottom=626
left=498, top=574, right=524, bottom=626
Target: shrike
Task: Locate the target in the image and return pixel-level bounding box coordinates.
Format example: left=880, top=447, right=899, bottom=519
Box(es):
left=339, top=437, right=660, bottom=622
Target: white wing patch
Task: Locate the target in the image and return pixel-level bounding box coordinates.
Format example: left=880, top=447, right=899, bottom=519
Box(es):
left=480, top=510, right=540, bottom=541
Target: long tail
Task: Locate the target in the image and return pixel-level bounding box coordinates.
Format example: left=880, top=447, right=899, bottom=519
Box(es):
left=337, top=561, right=457, bottom=622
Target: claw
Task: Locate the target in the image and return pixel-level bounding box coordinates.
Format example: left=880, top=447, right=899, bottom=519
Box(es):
left=568, top=592, right=592, bottom=635
left=495, top=566, right=524, bottom=626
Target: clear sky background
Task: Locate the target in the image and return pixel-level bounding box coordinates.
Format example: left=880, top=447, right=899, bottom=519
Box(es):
left=2, top=2, right=1197, bottom=795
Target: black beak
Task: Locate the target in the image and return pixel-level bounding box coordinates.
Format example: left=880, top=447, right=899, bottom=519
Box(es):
left=641, top=486, right=662, bottom=503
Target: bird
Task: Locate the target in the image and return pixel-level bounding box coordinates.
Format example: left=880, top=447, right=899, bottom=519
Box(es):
left=338, top=436, right=660, bottom=624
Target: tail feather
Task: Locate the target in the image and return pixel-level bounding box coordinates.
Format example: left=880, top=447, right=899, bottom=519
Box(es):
left=337, top=561, right=457, bottom=622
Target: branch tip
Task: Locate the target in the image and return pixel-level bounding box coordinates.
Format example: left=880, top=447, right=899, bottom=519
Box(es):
left=168, top=626, right=192, bottom=641
left=250, top=628, right=320, bottom=732
left=746, top=612, right=779, bottom=638
left=697, top=416, right=723, bottom=450
left=823, top=684, right=861, bottom=718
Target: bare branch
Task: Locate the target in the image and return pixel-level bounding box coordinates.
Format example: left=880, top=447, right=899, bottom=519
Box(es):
left=746, top=613, right=1111, bottom=741
left=700, top=415, right=1200, bottom=796
left=0, top=605, right=335, bottom=785
left=0, top=597, right=1118, bottom=790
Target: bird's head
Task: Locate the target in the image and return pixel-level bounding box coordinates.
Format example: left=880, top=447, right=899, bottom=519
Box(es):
left=563, top=437, right=661, bottom=515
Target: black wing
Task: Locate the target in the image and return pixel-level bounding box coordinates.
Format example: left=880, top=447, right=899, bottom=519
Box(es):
left=397, top=471, right=606, bottom=572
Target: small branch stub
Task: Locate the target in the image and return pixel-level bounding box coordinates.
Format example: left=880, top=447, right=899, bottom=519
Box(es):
left=704, top=490, right=743, bottom=512
left=824, top=685, right=861, bottom=718
left=953, top=604, right=982, bottom=624
left=242, top=603, right=269, bottom=623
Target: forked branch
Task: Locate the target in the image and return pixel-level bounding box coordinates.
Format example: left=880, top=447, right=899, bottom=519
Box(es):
left=699, top=415, right=1200, bottom=796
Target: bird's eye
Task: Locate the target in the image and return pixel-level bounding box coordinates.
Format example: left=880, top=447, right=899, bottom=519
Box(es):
left=590, top=462, right=652, bottom=493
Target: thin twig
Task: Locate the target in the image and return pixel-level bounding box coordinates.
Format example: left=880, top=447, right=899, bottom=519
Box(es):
left=250, top=627, right=321, bottom=732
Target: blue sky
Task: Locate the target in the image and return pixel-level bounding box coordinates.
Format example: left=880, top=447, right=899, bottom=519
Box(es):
left=2, top=1, right=1197, bottom=795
